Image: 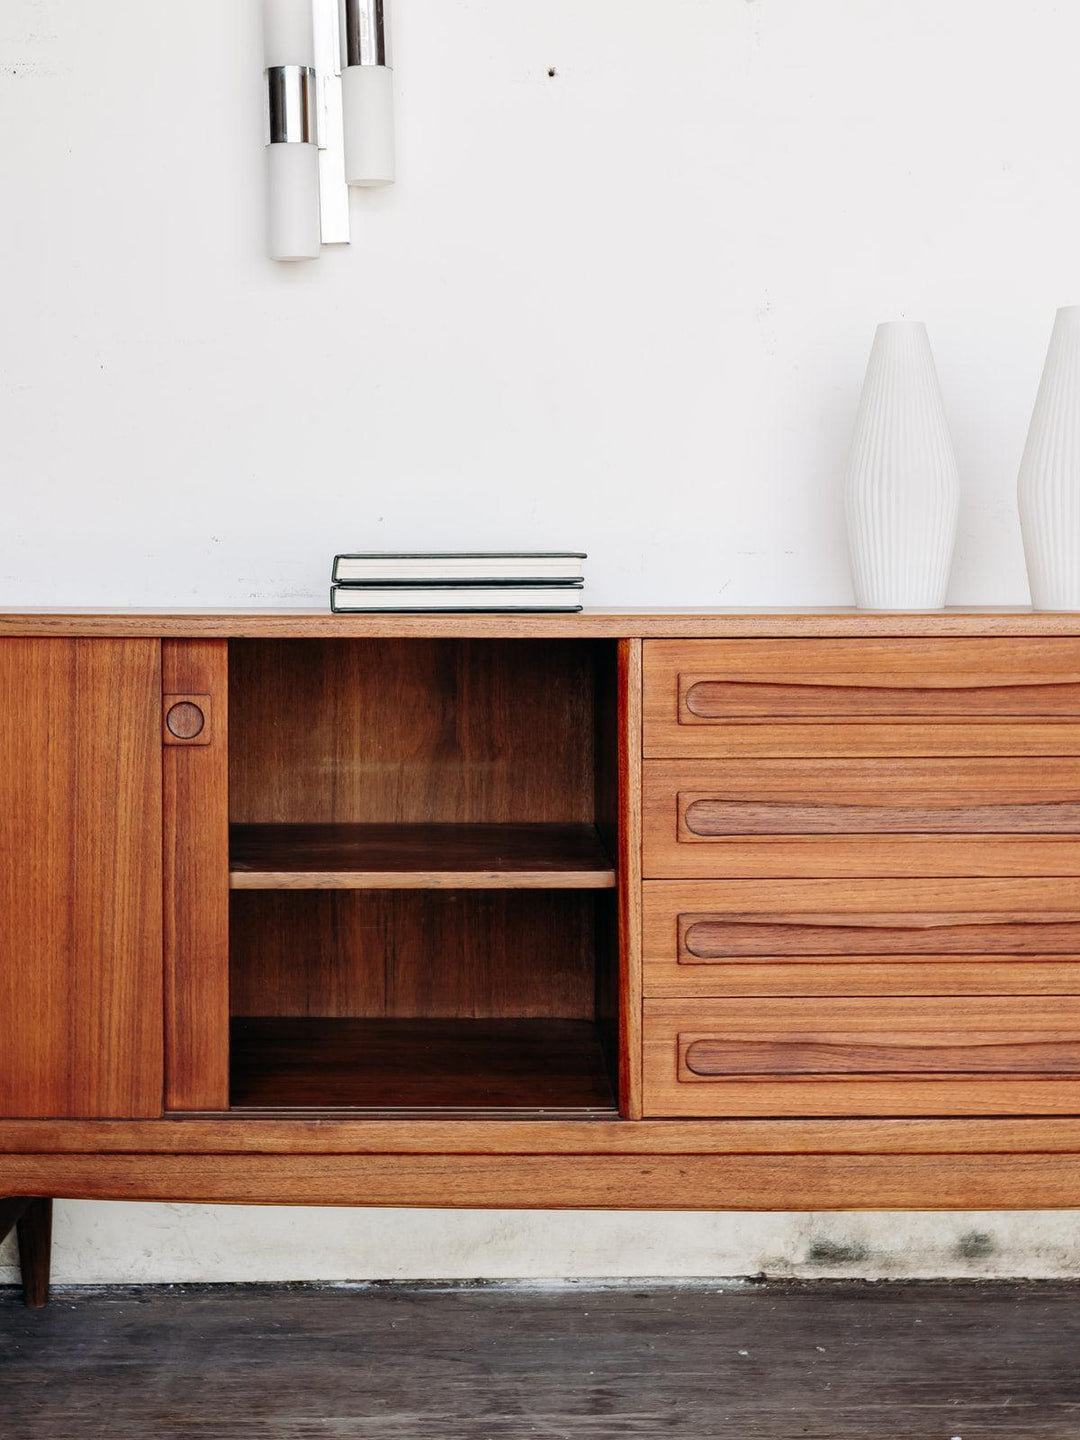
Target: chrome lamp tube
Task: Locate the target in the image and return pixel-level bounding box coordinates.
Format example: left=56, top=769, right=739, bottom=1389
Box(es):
left=340, top=0, right=395, bottom=186
left=264, top=0, right=321, bottom=260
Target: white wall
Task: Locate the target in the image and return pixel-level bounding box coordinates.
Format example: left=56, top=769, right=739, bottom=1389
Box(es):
left=2, top=0, right=1079, bottom=1282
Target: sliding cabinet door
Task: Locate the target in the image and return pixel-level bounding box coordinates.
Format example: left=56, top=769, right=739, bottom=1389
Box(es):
left=162, top=639, right=229, bottom=1110
left=0, top=639, right=163, bottom=1117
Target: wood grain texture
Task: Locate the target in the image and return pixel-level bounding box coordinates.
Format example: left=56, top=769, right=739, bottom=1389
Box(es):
left=12, top=1115, right=1080, bottom=1154
left=643, top=879, right=1080, bottom=996
left=226, top=638, right=621, bottom=1112
left=643, top=875, right=1080, bottom=912
left=0, top=639, right=162, bottom=1118
left=649, top=994, right=1080, bottom=1031
left=228, top=821, right=615, bottom=889
left=163, top=641, right=229, bottom=1112
left=13, top=607, right=1080, bottom=639
left=228, top=639, right=604, bottom=826
left=229, top=890, right=600, bottom=1020
left=662, top=757, right=1080, bottom=811
left=15, top=619, right=1080, bottom=1211
left=644, top=996, right=1080, bottom=1117
left=684, top=677, right=1080, bottom=719
left=652, top=636, right=1080, bottom=706
left=682, top=1035, right=1080, bottom=1076
left=641, top=1073, right=1080, bottom=1118
left=5, top=1282, right=1079, bottom=1440
left=617, top=639, right=643, bottom=1118
left=646, top=836, right=1080, bottom=881
left=590, top=650, right=621, bottom=1118
left=0, top=1196, right=31, bottom=1242
left=229, top=1017, right=616, bottom=1112
left=644, top=758, right=1080, bottom=877
left=650, top=959, right=1080, bottom=999
left=644, top=637, right=1080, bottom=757
left=656, top=636, right=1080, bottom=685
left=683, top=798, right=1080, bottom=835
left=162, top=694, right=212, bottom=745
left=680, top=914, right=1080, bottom=956
left=657, top=722, right=1080, bottom=759
left=5, top=1150, right=1080, bottom=1208
left=14, top=1196, right=51, bottom=1307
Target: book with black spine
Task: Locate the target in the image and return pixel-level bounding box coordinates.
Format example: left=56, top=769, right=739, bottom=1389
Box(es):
left=332, top=552, right=586, bottom=584
left=330, top=583, right=585, bottom=613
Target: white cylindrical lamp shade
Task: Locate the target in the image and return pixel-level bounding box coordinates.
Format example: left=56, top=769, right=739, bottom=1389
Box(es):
left=340, top=0, right=394, bottom=185
left=267, top=142, right=321, bottom=261
left=263, top=0, right=320, bottom=262
left=264, top=0, right=315, bottom=67
left=342, top=64, right=395, bottom=186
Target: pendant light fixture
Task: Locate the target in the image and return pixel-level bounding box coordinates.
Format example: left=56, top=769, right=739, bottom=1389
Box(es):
left=263, top=0, right=320, bottom=261
left=340, top=0, right=395, bottom=186
left=261, top=0, right=395, bottom=262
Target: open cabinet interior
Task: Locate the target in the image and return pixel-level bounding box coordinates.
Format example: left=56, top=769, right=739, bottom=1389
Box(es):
left=227, top=638, right=621, bottom=1114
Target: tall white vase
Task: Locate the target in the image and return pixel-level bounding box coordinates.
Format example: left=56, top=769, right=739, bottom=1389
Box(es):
left=844, top=321, right=960, bottom=610
left=1018, top=306, right=1080, bottom=610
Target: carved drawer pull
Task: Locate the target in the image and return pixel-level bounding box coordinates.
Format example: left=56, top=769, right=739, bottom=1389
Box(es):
left=682, top=1034, right=1080, bottom=1077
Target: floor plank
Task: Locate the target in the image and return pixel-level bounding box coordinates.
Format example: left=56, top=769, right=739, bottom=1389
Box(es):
left=1, top=1281, right=1078, bottom=1438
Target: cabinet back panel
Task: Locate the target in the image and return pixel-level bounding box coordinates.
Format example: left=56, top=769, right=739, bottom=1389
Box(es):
left=230, top=890, right=599, bottom=1020
left=229, top=639, right=605, bottom=824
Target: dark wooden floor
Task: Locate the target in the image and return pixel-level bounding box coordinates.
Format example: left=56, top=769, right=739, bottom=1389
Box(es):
left=2, top=1280, right=1079, bottom=1438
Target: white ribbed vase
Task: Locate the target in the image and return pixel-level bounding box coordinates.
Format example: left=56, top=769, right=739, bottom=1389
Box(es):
left=844, top=321, right=960, bottom=610
left=1018, top=306, right=1080, bottom=610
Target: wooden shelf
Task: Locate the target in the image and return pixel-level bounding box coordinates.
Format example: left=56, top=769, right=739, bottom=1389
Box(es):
left=229, top=1017, right=618, bottom=1112
left=229, top=823, right=617, bottom=890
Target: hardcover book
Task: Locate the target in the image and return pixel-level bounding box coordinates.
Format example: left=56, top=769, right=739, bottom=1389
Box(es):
left=332, top=552, right=587, bottom=584
left=330, top=583, right=585, bottom=613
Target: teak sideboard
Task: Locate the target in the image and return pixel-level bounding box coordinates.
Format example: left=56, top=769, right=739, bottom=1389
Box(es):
left=6, top=607, right=1080, bottom=1305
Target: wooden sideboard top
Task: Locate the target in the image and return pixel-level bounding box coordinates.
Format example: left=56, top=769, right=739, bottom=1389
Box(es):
left=1, top=606, right=1079, bottom=639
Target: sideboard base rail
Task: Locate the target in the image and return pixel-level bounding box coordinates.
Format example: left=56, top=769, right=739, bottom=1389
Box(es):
left=4, top=1155, right=1080, bottom=1215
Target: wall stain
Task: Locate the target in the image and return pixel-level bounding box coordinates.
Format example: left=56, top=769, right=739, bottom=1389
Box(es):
left=956, top=1231, right=996, bottom=1262
left=805, top=1239, right=872, bottom=1267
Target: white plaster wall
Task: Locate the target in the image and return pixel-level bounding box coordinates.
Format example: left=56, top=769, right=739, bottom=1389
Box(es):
left=3, top=0, right=1080, bottom=1282
left=7, top=1207, right=1080, bottom=1285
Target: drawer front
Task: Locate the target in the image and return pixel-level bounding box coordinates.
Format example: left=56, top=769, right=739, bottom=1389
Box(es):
left=643, top=878, right=1080, bottom=997
left=642, top=758, right=1080, bottom=878
left=642, top=996, right=1080, bottom=1116
left=643, top=638, right=1080, bottom=757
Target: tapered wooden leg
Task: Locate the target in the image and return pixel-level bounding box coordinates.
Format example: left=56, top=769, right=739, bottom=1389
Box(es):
left=0, top=1196, right=32, bottom=1246
left=15, top=1199, right=53, bottom=1308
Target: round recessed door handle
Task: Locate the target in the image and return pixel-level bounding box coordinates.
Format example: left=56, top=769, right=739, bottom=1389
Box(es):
left=165, top=700, right=206, bottom=740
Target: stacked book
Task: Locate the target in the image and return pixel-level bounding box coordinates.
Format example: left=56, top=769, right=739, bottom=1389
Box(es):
left=330, top=553, right=587, bottom=612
